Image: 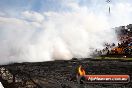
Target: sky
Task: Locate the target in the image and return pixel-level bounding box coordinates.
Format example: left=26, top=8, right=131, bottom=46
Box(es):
left=0, top=0, right=132, bottom=26
left=0, top=0, right=132, bottom=64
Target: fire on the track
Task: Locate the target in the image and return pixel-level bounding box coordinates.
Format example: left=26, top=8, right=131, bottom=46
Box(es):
left=78, top=65, right=86, bottom=76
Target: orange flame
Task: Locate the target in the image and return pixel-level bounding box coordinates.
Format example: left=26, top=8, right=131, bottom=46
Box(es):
left=78, top=65, right=86, bottom=76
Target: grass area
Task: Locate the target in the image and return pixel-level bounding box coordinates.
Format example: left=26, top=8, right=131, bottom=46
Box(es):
left=95, top=56, right=132, bottom=60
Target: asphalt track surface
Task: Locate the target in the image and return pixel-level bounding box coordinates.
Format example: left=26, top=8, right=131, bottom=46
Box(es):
left=0, top=59, right=132, bottom=88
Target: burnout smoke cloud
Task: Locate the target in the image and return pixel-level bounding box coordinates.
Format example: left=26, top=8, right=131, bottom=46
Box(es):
left=0, top=0, right=131, bottom=64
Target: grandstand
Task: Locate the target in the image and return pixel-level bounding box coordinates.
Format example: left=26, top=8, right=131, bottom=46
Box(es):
left=97, top=24, right=132, bottom=57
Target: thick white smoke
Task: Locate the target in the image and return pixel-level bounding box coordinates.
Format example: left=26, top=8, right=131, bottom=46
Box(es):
left=0, top=0, right=131, bottom=64
left=0, top=82, right=4, bottom=88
